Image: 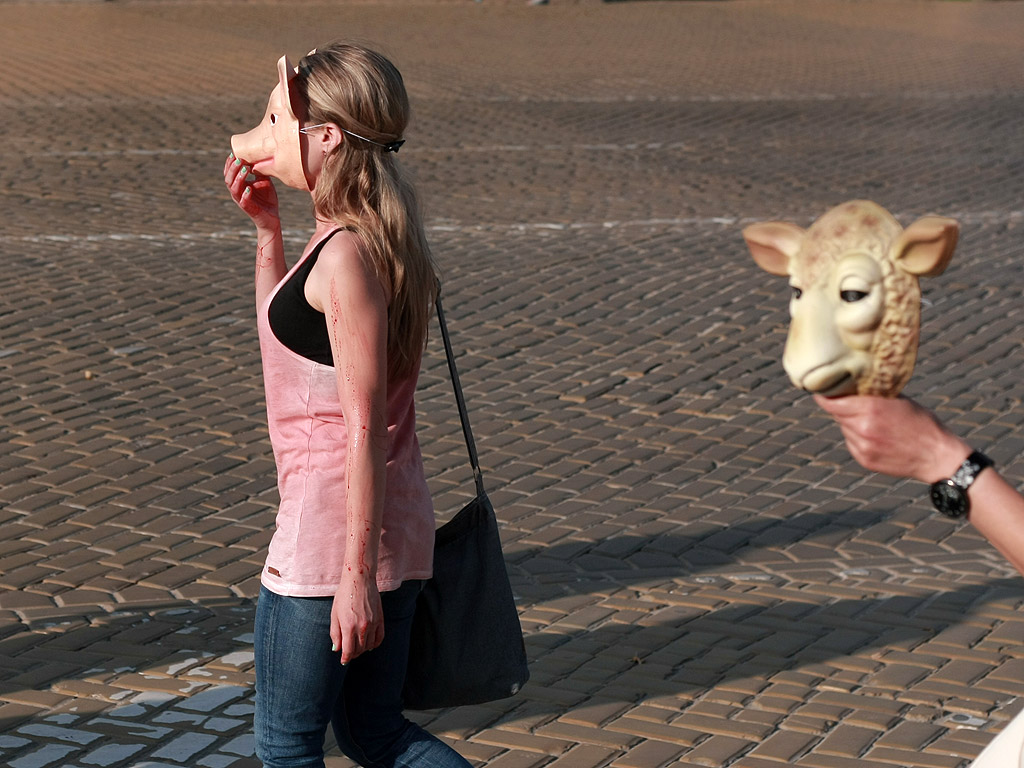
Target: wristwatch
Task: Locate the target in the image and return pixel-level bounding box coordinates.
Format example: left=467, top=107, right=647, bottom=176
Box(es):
left=930, top=450, right=993, bottom=518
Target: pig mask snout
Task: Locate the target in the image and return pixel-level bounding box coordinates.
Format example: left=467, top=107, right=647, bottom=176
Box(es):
left=230, top=124, right=273, bottom=169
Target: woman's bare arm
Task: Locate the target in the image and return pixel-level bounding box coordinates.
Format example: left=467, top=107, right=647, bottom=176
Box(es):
left=306, top=231, right=389, bottom=664
left=223, top=154, right=285, bottom=306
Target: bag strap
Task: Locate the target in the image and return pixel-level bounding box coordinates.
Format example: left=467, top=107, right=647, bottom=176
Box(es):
left=435, top=292, right=486, bottom=498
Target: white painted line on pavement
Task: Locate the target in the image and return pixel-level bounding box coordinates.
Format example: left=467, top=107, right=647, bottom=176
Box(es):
left=35, top=143, right=690, bottom=158
left=1, top=210, right=1021, bottom=245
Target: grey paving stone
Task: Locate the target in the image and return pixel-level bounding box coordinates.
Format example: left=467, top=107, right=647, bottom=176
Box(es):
left=1, top=2, right=1023, bottom=767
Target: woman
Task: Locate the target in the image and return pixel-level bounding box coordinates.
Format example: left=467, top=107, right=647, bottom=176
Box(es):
left=224, top=43, right=471, bottom=768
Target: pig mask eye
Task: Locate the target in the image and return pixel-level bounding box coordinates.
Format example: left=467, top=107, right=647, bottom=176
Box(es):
left=270, top=113, right=278, bottom=126
left=790, top=286, right=803, bottom=300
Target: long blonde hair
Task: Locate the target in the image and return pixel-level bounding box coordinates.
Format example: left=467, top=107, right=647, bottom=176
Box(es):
left=296, top=43, right=437, bottom=379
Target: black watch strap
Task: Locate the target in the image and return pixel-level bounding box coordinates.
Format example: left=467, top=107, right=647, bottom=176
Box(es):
left=930, top=450, right=994, bottom=518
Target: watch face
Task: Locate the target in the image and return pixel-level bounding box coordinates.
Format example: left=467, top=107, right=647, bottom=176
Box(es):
left=931, top=480, right=968, bottom=518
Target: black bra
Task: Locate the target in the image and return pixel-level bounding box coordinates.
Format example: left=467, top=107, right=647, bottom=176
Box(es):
left=267, top=229, right=343, bottom=366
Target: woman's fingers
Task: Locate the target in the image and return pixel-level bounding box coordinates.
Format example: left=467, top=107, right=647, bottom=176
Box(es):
left=340, top=625, right=359, bottom=665
left=224, top=155, right=247, bottom=201
left=224, top=154, right=274, bottom=221
left=334, top=617, right=384, bottom=665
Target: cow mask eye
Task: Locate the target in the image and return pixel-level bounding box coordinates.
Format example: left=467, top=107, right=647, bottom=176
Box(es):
left=791, top=286, right=803, bottom=300
left=840, top=289, right=869, bottom=302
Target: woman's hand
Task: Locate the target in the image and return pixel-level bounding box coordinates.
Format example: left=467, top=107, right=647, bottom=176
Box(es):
left=814, top=394, right=970, bottom=484
left=224, top=153, right=280, bottom=233
left=330, top=570, right=385, bottom=665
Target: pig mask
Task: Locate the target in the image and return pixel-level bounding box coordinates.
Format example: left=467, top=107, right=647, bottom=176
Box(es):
left=743, top=200, right=959, bottom=397
left=231, top=56, right=311, bottom=191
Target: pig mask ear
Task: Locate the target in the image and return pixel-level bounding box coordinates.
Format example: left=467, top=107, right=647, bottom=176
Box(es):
left=742, top=221, right=805, bottom=276
left=272, top=54, right=309, bottom=190
left=278, top=55, right=300, bottom=122
left=894, top=216, right=959, bottom=277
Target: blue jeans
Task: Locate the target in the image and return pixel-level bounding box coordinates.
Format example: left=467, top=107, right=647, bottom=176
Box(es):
left=254, top=582, right=472, bottom=768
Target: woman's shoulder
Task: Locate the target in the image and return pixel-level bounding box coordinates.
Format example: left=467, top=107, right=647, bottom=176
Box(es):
left=306, top=228, right=387, bottom=310
left=316, top=227, right=364, bottom=264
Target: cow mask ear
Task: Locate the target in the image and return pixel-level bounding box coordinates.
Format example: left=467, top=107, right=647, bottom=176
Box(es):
left=742, top=222, right=805, bottom=277
left=894, top=216, right=959, bottom=277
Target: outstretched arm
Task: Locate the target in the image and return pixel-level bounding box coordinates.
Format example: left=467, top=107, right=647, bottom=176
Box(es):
left=815, top=395, right=1024, bottom=576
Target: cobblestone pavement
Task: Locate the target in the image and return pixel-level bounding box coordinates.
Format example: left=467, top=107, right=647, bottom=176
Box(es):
left=1, top=1, right=1023, bottom=767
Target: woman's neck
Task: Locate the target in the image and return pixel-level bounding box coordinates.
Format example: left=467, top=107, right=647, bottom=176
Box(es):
left=313, top=216, right=339, bottom=237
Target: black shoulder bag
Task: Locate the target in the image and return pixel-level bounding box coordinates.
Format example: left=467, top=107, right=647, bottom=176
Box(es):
left=402, top=294, right=531, bottom=710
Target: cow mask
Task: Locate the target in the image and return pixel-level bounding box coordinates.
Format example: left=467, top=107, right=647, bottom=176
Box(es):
left=743, top=200, right=958, bottom=397
left=231, top=55, right=311, bottom=191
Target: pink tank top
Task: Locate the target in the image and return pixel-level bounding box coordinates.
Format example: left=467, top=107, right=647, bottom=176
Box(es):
left=257, top=234, right=435, bottom=596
